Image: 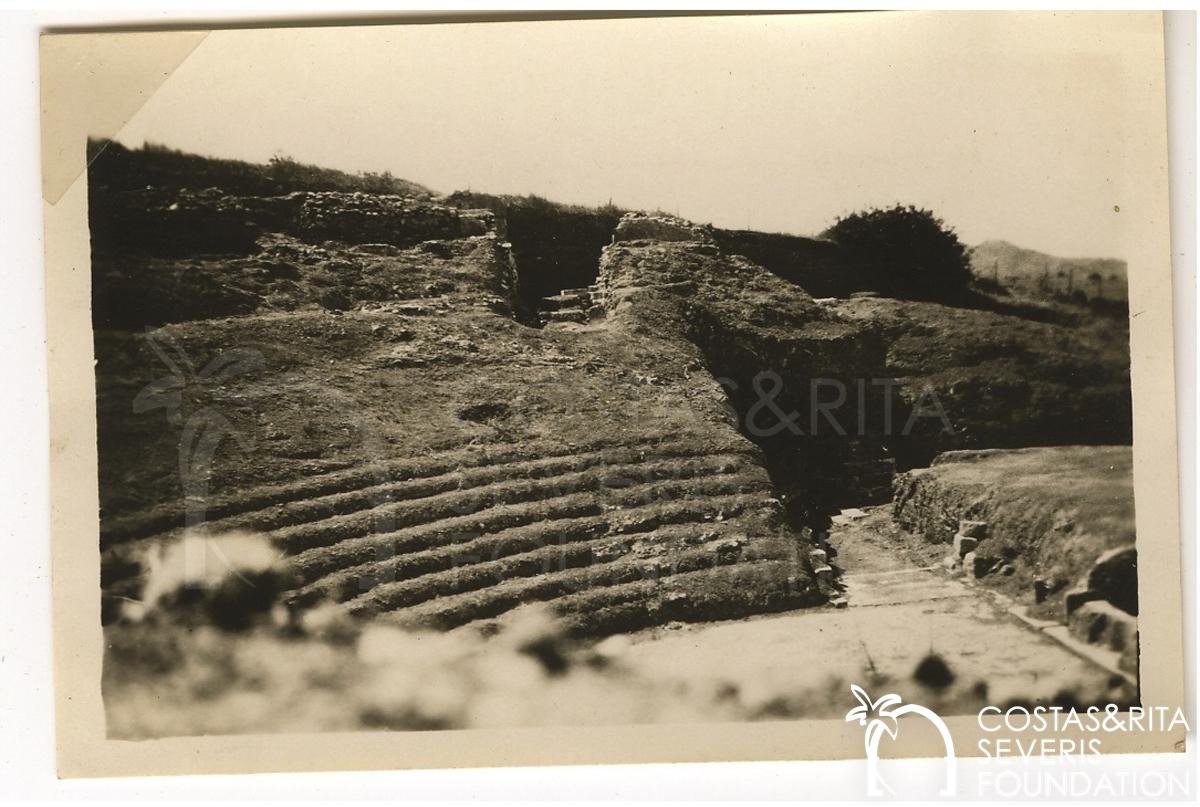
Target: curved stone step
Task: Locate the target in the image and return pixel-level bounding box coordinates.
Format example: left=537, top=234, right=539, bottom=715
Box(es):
left=362, top=536, right=797, bottom=629
left=100, top=437, right=629, bottom=546
left=101, top=432, right=750, bottom=547
left=110, top=441, right=743, bottom=556
left=541, top=291, right=592, bottom=310
left=284, top=479, right=769, bottom=579
left=292, top=504, right=752, bottom=605
left=532, top=559, right=823, bottom=637
left=338, top=521, right=751, bottom=614
left=269, top=456, right=758, bottom=553
left=543, top=308, right=588, bottom=324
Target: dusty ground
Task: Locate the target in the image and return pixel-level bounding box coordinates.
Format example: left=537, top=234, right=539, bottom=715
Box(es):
left=616, top=506, right=1133, bottom=719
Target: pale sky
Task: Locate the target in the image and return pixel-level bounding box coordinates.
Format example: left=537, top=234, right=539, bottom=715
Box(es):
left=112, top=12, right=1165, bottom=259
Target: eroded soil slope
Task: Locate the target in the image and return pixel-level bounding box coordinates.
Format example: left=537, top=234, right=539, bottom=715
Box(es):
left=822, top=295, right=1131, bottom=467
left=893, top=446, right=1135, bottom=617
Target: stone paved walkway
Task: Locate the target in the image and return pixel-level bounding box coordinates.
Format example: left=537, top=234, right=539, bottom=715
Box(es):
left=616, top=507, right=1133, bottom=719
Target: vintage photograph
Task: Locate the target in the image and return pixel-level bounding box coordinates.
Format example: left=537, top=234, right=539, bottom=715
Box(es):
left=44, top=12, right=1182, bottom=767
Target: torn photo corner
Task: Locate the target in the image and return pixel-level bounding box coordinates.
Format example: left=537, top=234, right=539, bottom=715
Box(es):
left=40, top=11, right=1185, bottom=779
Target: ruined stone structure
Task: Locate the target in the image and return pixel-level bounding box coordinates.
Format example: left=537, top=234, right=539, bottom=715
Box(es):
left=893, top=446, right=1138, bottom=669
left=96, top=203, right=842, bottom=636
left=91, top=150, right=1135, bottom=643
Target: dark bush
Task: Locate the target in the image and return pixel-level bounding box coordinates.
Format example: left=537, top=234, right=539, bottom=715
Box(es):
left=821, top=205, right=972, bottom=300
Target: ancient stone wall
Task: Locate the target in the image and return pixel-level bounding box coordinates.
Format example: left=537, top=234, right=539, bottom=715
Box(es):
left=613, top=212, right=715, bottom=244
left=89, top=188, right=263, bottom=257
left=90, top=188, right=494, bottom=258
left=711, top=227, right=878, bottom=298
left=286, top=193, right=492, bottom=247
left=596, top=215, right=898, bottom=525
left=444, top=191, right=623, bottom=305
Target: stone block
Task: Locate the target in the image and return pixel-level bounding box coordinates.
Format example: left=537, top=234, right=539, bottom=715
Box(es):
left=1087, top=545, right=1138, bottom=617
left=1064, top=588, right=1101, bottom=617
left=1119, top=638, right=1139, bottom=675
left=614, top=213, right=712, bottom=244
left=966, top=552, right=995, bottom=579
left=1101, top=606, right=1138, bottom=653
left=1033, top=577, right=1051, bottom=603
left=1069, top=600, right=1137, bottom=652
left=714, top=538, right=744, bottom=563
left=544, top=308, right=587, bottom=324
left=959, top=520, right=988, bottom=539
left=953, top=533, right=978, bottom=557
left=1033, top=578, right=1048, bottom=602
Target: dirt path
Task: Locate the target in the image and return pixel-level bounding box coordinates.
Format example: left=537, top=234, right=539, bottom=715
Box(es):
left=613, top=506, right=1133, bottom=719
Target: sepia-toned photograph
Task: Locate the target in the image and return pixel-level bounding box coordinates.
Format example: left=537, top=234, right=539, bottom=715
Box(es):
left=36, top=10, right=1187, bottom=780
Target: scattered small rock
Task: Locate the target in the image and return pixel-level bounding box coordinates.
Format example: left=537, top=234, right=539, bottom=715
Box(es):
left=457, top=402, right=511, bottom=423
left=714, top=538, right=744, bottom=563
left=1034, top=577, right=1051, bottom=603
left=424, top=280, right=456, bottom=296
left=318, top=289, right=351, bottom=311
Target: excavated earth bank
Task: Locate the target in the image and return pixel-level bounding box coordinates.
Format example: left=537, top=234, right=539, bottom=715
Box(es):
left=893, top=446, right=1137, bottom=622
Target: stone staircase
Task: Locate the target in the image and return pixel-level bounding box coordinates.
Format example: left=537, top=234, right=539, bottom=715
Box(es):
left=834, top=439, right=896, bottom=506
left=539, top=284, right=603, bottom=326
left=101, top=435, right=828, bottom=636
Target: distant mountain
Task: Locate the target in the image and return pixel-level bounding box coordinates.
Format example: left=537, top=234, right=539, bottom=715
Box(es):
left=971, top=239, right=1127, bottom=301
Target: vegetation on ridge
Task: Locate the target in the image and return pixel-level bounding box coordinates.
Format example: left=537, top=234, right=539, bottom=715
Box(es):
left=822, top=205, right=973, bottom=300
left=87, top=139, right=434, bottom=198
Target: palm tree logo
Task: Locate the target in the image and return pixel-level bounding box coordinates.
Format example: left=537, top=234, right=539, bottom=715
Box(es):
left=132, top=329, right=264, bottom=530
left=845, top=684, right=956, bottom=796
